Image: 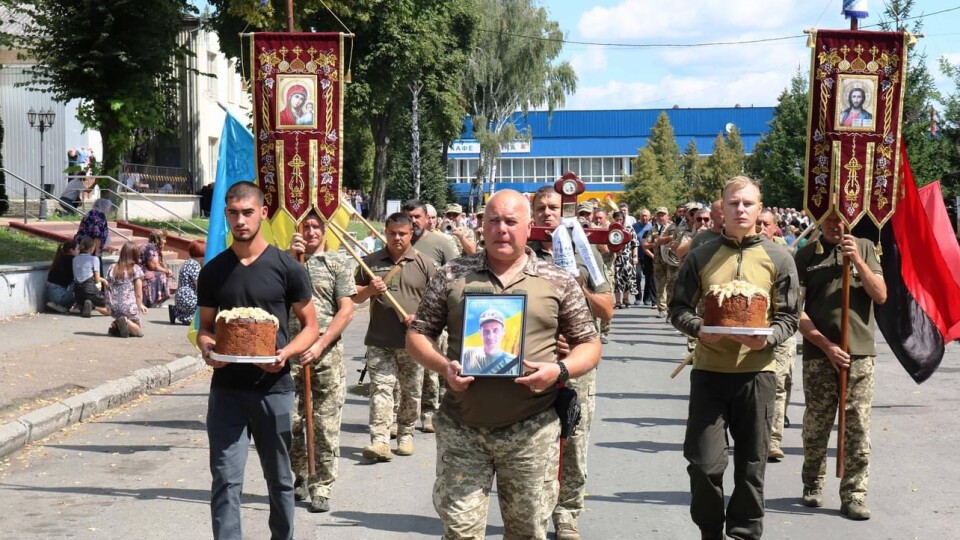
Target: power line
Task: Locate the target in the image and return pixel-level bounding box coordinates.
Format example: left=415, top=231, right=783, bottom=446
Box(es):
left=477, top=4, right=960, bottom=50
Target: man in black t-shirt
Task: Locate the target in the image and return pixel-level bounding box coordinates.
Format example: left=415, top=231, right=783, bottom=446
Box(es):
left=197, top=181, right=318, bottom=540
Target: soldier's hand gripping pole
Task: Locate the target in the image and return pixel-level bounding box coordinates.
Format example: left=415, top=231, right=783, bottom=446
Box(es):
left=318, top=213, right=409, bottom=322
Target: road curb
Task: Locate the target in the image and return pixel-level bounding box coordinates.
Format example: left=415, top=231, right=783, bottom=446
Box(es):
left=0, top=354, right=206, bottom=459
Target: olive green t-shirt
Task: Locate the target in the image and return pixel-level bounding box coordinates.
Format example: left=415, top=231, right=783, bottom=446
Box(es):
left=795, top=238, right=882, bottom=360
left=410, top=250, right=598, bottom=428
left=413, top=230, right=459, bottom=266
left=356, top=247, right=437, bottom=349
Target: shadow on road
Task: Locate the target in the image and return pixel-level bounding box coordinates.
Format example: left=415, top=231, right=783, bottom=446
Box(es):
left=597, top=392, right=689, bottom=401
left=596, top=440, right=683, bottom=453
left=101, top=419, right=206, bottom=431
left=328, top=510, right=444, bottom=535
left=44, top=443, right=202, bottom=454
left=0, top=483, right=217, bottom=505
left=603, top=416, right=687, bottom=428
left=587, top=490, right=689, bottom=506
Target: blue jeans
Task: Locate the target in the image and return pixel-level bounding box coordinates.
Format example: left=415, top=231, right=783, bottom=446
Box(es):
left=207, top=386, right=295, bottom=540
left=46, top=282, right=74, bottom=308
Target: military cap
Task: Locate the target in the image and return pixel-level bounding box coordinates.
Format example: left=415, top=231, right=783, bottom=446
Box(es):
left=479, top=309, right=506, bottom=326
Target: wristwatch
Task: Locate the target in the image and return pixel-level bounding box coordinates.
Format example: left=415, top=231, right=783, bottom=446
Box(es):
left=556, top=361, right=570, bottom=385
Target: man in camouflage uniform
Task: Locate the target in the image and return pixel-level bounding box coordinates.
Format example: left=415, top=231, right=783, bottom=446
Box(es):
left=442, top=203, right=478, bottom=256
left=287, top=212, right=357, bottom=513
left=646, top=206, right=674, bottom=316
left=405, top=199, right=459, bottom=434
left=407, top=190, right=602, bottom=540
left=795, top=212, right=887, bottom=520
left=759, top=208, right=797, bottom=462
left=354, top=213, right=438, bottom=461
left=529, top=186, right=614, bottom=540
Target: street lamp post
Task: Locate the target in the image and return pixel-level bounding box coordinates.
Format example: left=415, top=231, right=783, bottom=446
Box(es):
left=27, top=107, right=56, bottom=221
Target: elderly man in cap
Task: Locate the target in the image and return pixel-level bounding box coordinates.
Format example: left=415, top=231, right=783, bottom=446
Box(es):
left=442, top=203, right=477, bottom=256
left=461, top=309, right=518, bottom=375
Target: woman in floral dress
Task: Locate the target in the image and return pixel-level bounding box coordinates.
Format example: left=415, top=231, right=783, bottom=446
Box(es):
left=170, top=240, right=205, bottom=324
left=612, top=211, right=640, bottom=308
left=140, top=230, right=173, bottom=307
left=73, top=198, right=112, bottom=256
left=106, top=242, right=147, bottom=337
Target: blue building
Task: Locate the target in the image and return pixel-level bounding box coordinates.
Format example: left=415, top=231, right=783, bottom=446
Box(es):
left=446, top=106, right=776, bottom=203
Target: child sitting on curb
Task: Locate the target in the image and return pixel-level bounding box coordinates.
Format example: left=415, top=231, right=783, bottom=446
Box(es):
left=72, top=238, right=110, bottom=318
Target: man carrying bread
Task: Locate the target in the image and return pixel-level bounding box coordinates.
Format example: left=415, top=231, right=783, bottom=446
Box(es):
left=197, top=181, right=319, bottom=540
left=669, top=176, right=800, bottom=540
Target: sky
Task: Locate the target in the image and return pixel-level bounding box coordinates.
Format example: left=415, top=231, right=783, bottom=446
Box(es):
left=541, top=0, right=960, bottom=110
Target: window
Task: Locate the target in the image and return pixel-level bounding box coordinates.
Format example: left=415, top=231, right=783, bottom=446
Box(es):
left=208, top=137, right=219, bottom=184
left=207, top=52, right=218, bottom=95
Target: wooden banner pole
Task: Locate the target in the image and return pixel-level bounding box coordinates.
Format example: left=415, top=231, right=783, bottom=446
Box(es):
left=837, top=218, right=851, bottom=478
left=340, top=198, right=387, bottom=245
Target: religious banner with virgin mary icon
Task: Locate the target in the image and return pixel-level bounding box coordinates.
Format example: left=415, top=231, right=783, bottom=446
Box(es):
left=251, top=32, right=344, bottom=237
left=803, top=29, right=910, bottom=228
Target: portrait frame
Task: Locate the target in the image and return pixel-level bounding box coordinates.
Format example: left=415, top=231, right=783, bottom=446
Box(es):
left=834, top=74, right=878, bottom=132
left=276, top=74, right=318, bottom=130
left=459, top=293, right=527, bottom=378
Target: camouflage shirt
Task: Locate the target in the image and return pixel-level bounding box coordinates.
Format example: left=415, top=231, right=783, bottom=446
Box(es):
left=289, top=251, right=357, bottom=336
left=410, top=249, right=599, bottom=428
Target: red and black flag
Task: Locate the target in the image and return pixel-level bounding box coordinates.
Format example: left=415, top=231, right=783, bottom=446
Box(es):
left=875, top=146, right=960, bottom=383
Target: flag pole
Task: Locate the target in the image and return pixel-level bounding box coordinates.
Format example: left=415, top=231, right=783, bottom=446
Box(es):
left=837, top=216, right=850, bottom=478
left=283, top=2, right=316, bottom=480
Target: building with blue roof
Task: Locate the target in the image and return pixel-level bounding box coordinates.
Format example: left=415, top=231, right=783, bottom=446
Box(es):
left=446, top=106, right=775, bottom=203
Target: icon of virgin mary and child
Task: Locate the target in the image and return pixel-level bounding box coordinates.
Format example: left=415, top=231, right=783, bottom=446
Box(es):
left=279, top=84, right=315, bottom=127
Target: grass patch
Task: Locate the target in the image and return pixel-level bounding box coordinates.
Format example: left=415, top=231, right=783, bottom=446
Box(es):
left=0, top=228, right=58, bottom=264
left=127, top=218, right=209, bottom=239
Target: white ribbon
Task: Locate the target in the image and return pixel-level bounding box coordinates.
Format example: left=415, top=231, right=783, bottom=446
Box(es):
left=554, top=217, right=606, bottom=287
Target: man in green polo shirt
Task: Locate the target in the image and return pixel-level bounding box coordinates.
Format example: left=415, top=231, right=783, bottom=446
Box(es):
left=529, top=186, right=613, bottom=540
left=795, top=212, right=887, bottom=520
left=407, top=189, right=601, bottom=540
left=354, top=213, right=437, bottom=462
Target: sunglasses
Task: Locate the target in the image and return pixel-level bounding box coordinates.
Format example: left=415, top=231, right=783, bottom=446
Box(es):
left=695, top=217, right=711, bottom=223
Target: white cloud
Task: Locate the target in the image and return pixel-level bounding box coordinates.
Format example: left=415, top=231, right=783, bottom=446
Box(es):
left=569, top=44, right=609, bottom=75
left=578, top=0, right=810, bottom=41
left=564, top=70, right=794, bottom=110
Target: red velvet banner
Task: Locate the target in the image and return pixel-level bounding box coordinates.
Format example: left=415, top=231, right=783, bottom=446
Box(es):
left=804, top=30, right=909, bottom=228
left=251, top=32, right=343, bottom=221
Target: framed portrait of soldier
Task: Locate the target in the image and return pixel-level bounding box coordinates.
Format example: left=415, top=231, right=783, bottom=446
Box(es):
left=834, top=74, right=878, bottom=132
left=276, top=74, right=318, bottom=130
left=459, top=293, right=527, bottom=377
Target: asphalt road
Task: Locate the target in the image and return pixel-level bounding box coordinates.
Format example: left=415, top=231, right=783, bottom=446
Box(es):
left=1, top=307, right=958, bottom=539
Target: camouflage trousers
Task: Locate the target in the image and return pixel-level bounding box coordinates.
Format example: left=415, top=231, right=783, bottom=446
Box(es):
left=421, top=329, right=449, bottom=423
left=290, top=340, right=346, bottom=500
left=769, top=336, right=796, bottom=451
left=553, top=370, right=597, bottom=527
left=367, top=346, right=423, bottom=444
left=434, top=407, right=560, bottom=540
left=801, top=355, right=875, bottom=504
left=654, top=261, right=678, bottom=312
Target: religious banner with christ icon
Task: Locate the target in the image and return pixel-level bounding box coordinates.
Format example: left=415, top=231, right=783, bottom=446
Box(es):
left=803, top=29, right=910, bottom=228
left=251, top=32, right=344, bottom=237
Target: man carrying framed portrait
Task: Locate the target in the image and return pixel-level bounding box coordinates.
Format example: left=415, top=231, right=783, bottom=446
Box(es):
left=406, top=190, right=601, bottom=540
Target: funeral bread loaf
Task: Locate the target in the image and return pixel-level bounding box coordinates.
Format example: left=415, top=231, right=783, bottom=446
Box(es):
left=214, top=307, right=279, bottom=356
left=702, top=280, right=769, bottom=328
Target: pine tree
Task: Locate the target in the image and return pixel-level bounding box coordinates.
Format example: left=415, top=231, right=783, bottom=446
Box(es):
left=679, top=140, right=702, bottom=202
left=746, top=70, right=809, bottom=208
left=648, top=112, right=683, bottom=191
left=623, top=146, right=674, bottom=211
left=700, top=133, right=742, bottom=202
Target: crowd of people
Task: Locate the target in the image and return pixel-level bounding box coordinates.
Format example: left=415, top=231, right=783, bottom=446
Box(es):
left=41, top=178, right=881, bottom=540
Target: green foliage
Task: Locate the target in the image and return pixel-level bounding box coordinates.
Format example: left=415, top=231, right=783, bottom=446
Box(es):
left=385, top=105, right=449, bottom=207
left=745, top=70, right=808, bottom=208
left=462, top=0, right=576, bottom=205
left=16, top=0, right=193, bottom=177
left=700, top=131, right=745, bottom=202
left=648, top=112, right=682, bottom=192
left=939, top=57, right=960, bottom=200
left=623, top=146, right=674, bottom=211
left=0, top=228, right=57, bottom=264
left=679, top=140, right=702, bottom=203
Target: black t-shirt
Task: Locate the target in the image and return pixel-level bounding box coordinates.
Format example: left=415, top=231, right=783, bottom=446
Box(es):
left=197, top=245, right=312, bottom=393
left=48, top=254, right=75, bottom=287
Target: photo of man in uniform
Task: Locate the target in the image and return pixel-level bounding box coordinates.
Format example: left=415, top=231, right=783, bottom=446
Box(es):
left=461, top=308, right=519, bottom=376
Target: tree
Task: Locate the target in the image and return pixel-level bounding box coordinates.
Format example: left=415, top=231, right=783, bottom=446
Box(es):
left=461, top=0, right=576, bottom=209
left=879, top=0, right=952, bottom=188
left=939, top=57, right=960, bottom=201
left=623, top=146, right=674, bottom=211
left=648, top=111, right=683, bottom=196
left=679, top=140, right=702, bottom=203
left=0, top=103, right=6, bottom=215
left=700, top=131, right=744, bottom=202
left=16, top=0, right=193, bottom=178
left=746, top=69, right=809, bottom=208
